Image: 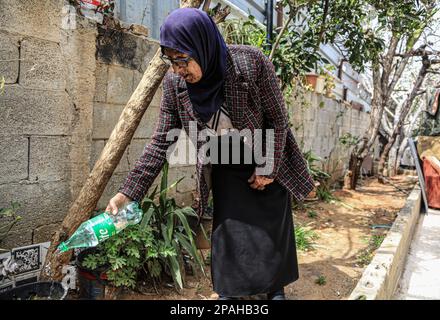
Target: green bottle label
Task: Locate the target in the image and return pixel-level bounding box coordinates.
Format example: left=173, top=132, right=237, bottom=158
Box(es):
left=89, top=212, right=117, bottom=242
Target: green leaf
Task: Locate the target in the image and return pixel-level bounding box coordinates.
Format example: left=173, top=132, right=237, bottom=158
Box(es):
left=147, top=260, right=162, bottom=278
left=125, top=245, right=140, bottom=258
left=175, top=233, right=206, bottom=276
left=140, top=207, right=155, bottom=229
left=160, top=162, right=169, bottom=211
left=109, top=256, right=127, bottom=270
left=168, top=253, right=183, bottom=290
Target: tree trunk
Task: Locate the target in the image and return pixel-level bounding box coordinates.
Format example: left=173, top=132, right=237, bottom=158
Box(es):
left=378, top=56, right=430, bottom=183
left=348, top=32, right=415, bottom=189
left=394, top=104, right=423, bottom=171
left=41, top=0, right=205, bottom=281
left=388, top=132, right=401, bottom=176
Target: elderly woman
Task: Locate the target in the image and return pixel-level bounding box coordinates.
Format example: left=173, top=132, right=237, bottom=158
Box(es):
left=106, top=8, right=314, bottom=300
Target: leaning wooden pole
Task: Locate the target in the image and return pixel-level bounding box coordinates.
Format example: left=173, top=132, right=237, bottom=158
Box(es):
left=41, top=0, right=204, bottom=281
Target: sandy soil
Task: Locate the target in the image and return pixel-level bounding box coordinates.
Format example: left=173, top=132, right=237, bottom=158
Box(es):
left=86, top=175, right=418, bottom=300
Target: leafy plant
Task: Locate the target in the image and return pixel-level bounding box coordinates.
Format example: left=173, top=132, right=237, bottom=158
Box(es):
left=370, top=234, right=385, bottom=250
left=316, top=184, right=338, bottom=203
left=356, top=234, right=386, bottom=266
left=295, top=222, right=319, bottom=251
left=81, top=162, right=206, bottom=291
left=315, top=275, right=327, bottom=286
left=339, top=132, right=361, bottom=149
left=319, top=64, right=336, bottom=96
left=308, top=210, right=318, bottom=218
left=303, top=150, right=331, bottom=183
left=0, top=202, right=22, bottom=250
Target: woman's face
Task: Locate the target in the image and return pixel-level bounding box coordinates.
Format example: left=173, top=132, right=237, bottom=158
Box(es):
left=163, top=48, right=203, bottom=83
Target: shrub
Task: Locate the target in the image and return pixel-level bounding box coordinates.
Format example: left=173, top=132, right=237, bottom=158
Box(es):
left=82, top=162, right=205, bottom=291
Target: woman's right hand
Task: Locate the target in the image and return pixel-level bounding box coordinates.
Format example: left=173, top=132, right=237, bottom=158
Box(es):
left=105, top=192, right=132, bottom=215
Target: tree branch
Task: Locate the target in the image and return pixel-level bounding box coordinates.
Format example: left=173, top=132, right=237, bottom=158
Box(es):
left=202, top=0, right=211, bottom=12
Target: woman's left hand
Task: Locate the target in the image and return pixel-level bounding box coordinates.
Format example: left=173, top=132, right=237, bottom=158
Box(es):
left=248, top=171, right=274, bottom=191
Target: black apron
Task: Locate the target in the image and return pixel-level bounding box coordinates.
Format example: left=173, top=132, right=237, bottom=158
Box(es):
left=209, top=133, right=299, bottom=296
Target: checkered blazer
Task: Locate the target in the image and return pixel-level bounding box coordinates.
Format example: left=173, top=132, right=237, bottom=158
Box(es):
left=119, top=45, right=314, bottom=217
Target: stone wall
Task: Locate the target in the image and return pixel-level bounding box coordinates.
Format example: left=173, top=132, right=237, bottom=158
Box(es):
left=0, top=1, right=195, bottom=249
left=289, top=92, right=379, bottom=185
left=0, top=0, right=97, bottom=248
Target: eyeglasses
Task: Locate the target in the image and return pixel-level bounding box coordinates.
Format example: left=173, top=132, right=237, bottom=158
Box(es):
left=160, top=54, right=192, bottom=68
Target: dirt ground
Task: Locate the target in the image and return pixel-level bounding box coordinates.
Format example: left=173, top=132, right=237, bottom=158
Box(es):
left=107, top=174, right=418, bottom=300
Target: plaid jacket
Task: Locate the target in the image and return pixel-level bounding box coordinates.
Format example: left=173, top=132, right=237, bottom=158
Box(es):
left=119, top=45, right=314, bottom=217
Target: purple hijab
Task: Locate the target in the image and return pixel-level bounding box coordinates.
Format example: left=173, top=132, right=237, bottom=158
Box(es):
left=160, top=8, right=228, bottom=123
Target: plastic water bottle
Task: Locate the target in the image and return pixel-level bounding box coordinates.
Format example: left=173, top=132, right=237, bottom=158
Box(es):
left=57, top=202, right=143, bottom=253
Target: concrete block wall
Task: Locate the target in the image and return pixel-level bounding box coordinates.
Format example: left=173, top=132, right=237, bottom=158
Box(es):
left=289, top=92, right=377, bottom=184
left=0, top=1, right=98, bottom=248
left=92, top=25, right=195, bottom=210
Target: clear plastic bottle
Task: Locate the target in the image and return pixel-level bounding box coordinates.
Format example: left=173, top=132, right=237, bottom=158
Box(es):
left=57, top=201, right=143, bottom=253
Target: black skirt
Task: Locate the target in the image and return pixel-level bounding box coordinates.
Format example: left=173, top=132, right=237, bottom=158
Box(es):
left=209, top=135, right=299, bottom=297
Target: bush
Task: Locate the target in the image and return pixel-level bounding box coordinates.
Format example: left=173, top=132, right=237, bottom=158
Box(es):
left=81, top=162, right=205, bottom=291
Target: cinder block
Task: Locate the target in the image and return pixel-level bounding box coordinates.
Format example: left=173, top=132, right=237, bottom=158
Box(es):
left=174, top=191, right=194, bottom=207
left=132, top=70, right=163, bottom=107
left=135, top=37, right=161, bottom=74
left=29, top=136, right=70, bottom=182
left=0, top=181, right=72, bottom=230
left=97, top=173, right=131, bottom=210
left=134, top=105, right=160, bottom=139
left=94, top=62, right=108, bottom=102
left=0, top=0, right=63, bottom=43
left=93, top=103, right=159, bottom=140
left=0, top=229, right=33, bottom=250
left=127, top=138, right=150, bottom=168
left=0, top=85, right=72, bottom=135
left=168, top=166, right=197, bottom=194
left=20, top=37, right=66, bottom=90
left=96, top=26, right=159, bottom=71
left=106, top=65, right=134, bottom=105
left=32, top=222, right=60, bottom=244
left=0, top=31, right=20, bottom=84
left=90, top=139, right=129, bottom=174
left=92, top=103, right=123, bottom=139
left=0, top=135, right=28, bottom=184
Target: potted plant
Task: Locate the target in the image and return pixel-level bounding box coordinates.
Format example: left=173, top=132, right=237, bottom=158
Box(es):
left=78, top=162, right=206, bottom=298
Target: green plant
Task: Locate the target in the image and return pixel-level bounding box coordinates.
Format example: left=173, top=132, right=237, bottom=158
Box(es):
left=303, top=150, right=339, bottom=202
left=357, top=249, right=374, bottom=266
left=319, top=64, right=336, bottom=96
left=316, top=184, right=338, bottom=203
left=303, top=150, right=331, bottom=182
left=0, top=202, right=22, bottom=250
left=82, top=162, right=205, bottom=291
left=295, top=222, right=319, bottom=251
left=315, top=275, right=327, bottom=286
left=307, top=210, right=318, bottom=219
left=356, top=234, right=386, bottom=266
left=339, top=132, right=361, bottom=149
left=370, top=234, right=385, bottom=250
